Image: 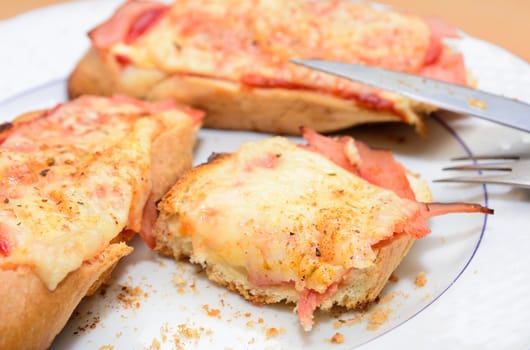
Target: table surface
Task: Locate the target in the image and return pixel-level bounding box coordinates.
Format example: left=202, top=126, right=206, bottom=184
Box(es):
left=1, top=0, right=529, bottom=62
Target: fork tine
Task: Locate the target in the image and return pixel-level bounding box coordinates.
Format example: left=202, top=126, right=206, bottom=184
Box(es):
left=451, top=155, right=520, bottom=161
left=443, top=162, right=513, bottom=171
left=434, top=174, right=530, bottom=188
left=433, top=175, right=513, bottom=185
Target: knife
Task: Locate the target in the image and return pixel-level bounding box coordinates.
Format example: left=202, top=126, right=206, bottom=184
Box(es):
left=290, top=58, right=530, bottom=133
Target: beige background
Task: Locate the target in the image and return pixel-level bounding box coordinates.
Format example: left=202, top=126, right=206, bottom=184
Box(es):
left=1, top=0, right=529, bottom=62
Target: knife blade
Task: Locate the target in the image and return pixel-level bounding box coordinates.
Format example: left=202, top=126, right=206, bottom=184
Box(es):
left=290, top=58, right=530, bottom=133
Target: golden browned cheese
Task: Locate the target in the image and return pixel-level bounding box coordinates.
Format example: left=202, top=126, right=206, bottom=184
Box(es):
left=157, top=137, right=421, bottom=292
left=0, top=96, right=197, bottom=290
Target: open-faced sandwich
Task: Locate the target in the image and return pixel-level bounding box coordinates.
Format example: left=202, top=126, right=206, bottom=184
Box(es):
left=0, top=95, right=202, bottom=350
left=68, top=0, right=468, bottom=135
left=152, top=128, right=492, bottom=331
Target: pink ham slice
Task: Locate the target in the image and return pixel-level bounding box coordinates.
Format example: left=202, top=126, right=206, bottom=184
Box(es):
left=298, top=283, right=340, bottom=331
left=300, top=127, right=416, bottom=200
left=0, top=223, right=14, bottom=257
left=421, top=17, right=467, bottom=85
left=89, top=1, right=169, bottom=49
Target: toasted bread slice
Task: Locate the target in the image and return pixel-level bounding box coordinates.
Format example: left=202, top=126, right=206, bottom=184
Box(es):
left=68, top=0, right=469, bottom=135
left=153, top=132, right=491, bottom=330
left=0, top=96, right=202, bottom=350
left=68, top=48, right=435, bottom=135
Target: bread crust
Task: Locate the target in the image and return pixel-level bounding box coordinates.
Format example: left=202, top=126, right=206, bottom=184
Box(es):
left=68, top=49, right=433, bottom=135
left=0, top=243, right=131, bottom=350
left=154, top=151, right=432, bottom=319
left=0, top=102, right=198, bottom=350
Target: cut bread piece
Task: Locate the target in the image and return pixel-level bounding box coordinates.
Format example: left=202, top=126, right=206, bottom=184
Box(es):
left=153, top=130, right=492, bottom=331
left=0, top=243, right=131, bottom=350
left=0, top=95, right=202, bottom=350
left=68, top=0, right=469, bottom=135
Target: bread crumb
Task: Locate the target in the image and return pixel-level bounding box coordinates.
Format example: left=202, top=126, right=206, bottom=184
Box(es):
left=174, top=337, right=182, bottom=350
left=330, top=332, right=345, bottom=344
left=202, top=304, right=221, bottom=318
left=264, top=327, right=285, bottom=339
left=153, top=323, right=212, bottom=350
left=173, top=274, right=186, bottom=286
left=170, top=263, right=199, bottom=294
left=98, top=346, right=114, bottom=350
left=333, top=319, right=346, bottom=329
left=149, top=338, right=161, bottom=350
left=160, top=324, right=169, bottom=342
left=117, top=284, right=147, bottom=309
left=99, top=283, right=109, bottom=297
left=414, top=271, right=427, bottom=287
left=334, top=291, right=407, bottom=330
left=388, top=274, right=399, bottom=283
left=72, top=310, right=101, bottom=334
left=190, top=279, right=198, bottom=293
left=367, top=309, right=389, bottom=331
left=172, top=272, right=198, bottom=295
left=378, top=292, right=396, bottom=304
left=177, top=324, right=201, bottom=339
left=333, top=313, right=363, bottom=329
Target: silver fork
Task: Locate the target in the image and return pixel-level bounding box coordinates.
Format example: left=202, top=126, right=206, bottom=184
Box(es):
left=434, top=155, right=530, bottom=188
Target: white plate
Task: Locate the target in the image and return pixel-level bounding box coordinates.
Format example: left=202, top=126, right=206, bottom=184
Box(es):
left=1, top=2, right=530, bottom=349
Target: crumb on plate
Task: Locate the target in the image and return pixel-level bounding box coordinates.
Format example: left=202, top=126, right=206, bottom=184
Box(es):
left=264, top=327, right=285, bottom=339
left=414, top=271, right=427, bottom=287
left=333, top=313, right=363, bottom=329
left=98, top=346, right=114, bottom=350
left=330, top=332, right=345, bottom=344
left=149, top=338, right=161, bottom=350
left=367, top=309, right=390, bottom=331
left=202, top=304, right=221, bottom=318
left=117, top=284, right=148, bottom=309
left=388, top=274, right=399, bottom=283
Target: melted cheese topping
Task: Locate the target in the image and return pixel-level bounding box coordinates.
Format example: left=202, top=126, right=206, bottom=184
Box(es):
left=104, top=0, right=451, bottom=113
left=0, top=96, right=191, bottom=290
left=165, top=137, right=420, bottom=293
left=114, top=1, right=431, bottom=73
